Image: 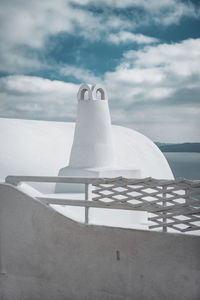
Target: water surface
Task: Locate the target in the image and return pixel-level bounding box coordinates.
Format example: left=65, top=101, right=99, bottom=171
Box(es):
left=164, top=152, right=200, bottom=180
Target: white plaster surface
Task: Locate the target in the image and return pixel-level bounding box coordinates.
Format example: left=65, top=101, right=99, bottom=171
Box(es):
left=0, top=117, right=173, bottom=194
left=0, top=183, right=200, bottom=300
left=0, top=117, right=173, bottom=229
left=70, top=84, right=114, bottom=168
left=57, top=84, right=142, bottom=192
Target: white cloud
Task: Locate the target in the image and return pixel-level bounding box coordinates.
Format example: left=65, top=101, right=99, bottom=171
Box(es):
left=0, top=0, right=101, bottom=72
left=0, top=0, right=199, bottom=73
left=0, top=75, right=79, bottom=120
left=0, top=75, right=75, bottom=96
left=1, top=37, right=200, bottom=142
left=60, top=65, right=100, bottom=84
left=101, top=38, right=200, bottom=142
left=0, top=36, right=200, bottom=142
left=107, top=31, right=159, bottom=45
left=0, top=0, right=133, bottom=73
left=0, top=1, right=200, bottom=142
left=124, top=39, right=200, bottom=71
left=53, top=38, right=200, bottom=141
left=0, top=44, right=43, bottom=74
left=105, top=38, right=200, bottom=101
left=106, top=67, right=165, bottom=86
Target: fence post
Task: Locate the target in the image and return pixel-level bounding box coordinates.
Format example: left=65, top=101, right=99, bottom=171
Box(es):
left=85, top=183, right=92, bottom=224
left=185, top=188, right=189, bottom=204
left=162, top=186, right=167, bottom=232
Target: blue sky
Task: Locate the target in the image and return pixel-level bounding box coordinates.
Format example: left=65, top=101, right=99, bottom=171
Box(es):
left=0, top=0, right=200, bottom=142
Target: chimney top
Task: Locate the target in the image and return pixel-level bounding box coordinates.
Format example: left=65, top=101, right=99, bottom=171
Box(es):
left=77, top=84, right=108, bottom=101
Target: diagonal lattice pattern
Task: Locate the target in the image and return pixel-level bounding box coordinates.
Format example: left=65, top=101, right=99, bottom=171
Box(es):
left=92, top=177, right=200, bottom=233
left=5, top=175, right=200, bottom=233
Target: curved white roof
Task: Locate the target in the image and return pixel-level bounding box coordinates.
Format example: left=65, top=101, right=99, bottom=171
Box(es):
left=0, top=118, right=173, bottom=192
left=113, top=124, right=173, bottom=179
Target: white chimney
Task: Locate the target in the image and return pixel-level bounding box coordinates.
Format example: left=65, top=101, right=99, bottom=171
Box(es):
left=69, top=84, right=114, bottom=168
left=55, top=84, right=140, bottom=193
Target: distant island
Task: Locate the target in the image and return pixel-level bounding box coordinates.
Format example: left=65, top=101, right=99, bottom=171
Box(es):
left=155, top=142, right=200, bottom=153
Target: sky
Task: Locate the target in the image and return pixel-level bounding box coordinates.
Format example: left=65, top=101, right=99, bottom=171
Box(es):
left=0, top=0, right=200, bottom=143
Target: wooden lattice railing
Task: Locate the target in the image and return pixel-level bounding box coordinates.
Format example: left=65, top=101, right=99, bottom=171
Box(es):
left=5, top=176, right=200, bottom=233
left=92, top=178, right=200, bottom=233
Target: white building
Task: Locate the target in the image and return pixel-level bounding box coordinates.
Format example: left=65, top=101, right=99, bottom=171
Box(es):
left=0, top=84, right=199, bottom=300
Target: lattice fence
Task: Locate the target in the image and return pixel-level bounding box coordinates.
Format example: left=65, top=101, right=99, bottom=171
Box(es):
left=92, top=177, right=200, bottom=233
left=5, top=175, right=200, bottom=233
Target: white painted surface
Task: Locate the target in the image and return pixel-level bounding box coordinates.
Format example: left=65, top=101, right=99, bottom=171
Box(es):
left=0, top=118, right=74, bottom=193
left=0, top=117, right=173, bottom=194
left=0, top=183, right=200, bottom=300
left=57, top=84, right=142, bottom=192
left=0, top=116, right=173, bottom=227
left=70, top=84, right=114, bottom=168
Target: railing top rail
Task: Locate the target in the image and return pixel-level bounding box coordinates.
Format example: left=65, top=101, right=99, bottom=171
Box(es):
left=4, top=175, right=200, bottom=234
left=5, top=175, right=200, bottom=187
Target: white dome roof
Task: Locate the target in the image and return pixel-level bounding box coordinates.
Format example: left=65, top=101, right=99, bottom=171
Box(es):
left=112, top=125, right=173, bottom=179
left=0, top=118, right=173, bottom=193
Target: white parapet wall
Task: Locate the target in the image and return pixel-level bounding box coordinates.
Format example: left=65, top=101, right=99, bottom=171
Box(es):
left=0, top=183, right=200, bottom=300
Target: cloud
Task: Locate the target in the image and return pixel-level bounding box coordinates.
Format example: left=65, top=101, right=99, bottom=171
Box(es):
left=107, top=31, right=159, bottom=45
left=105, top=38, right=200, bottom=102
left=0, top=0, right=100, bottom=73
left=109, top=104, right=200, bottom=143
left=1, top=36, right=200, bottom=143
left=0, top=1, right=199, bottom=142
left=73, top=0, right=199, bottom=25
left=101, top=38, right=200, bottom=142
left=0, top=0, right=199, bottom=73
left=0, top=76, right=79, bottom=120
left=0, top=0, right=133, bottom=73
left=124, top=38, right=200, bottom=77
left=1, top=37, right=200, bottom=142
left=60, top=65, right=100, bottom=84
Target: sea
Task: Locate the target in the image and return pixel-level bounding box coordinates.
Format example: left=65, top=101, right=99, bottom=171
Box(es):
left=163, top=152, right=200, bottom=180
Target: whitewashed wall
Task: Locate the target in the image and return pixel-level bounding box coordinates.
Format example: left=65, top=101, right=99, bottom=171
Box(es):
left=0, top=183, right=199, bottom=300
